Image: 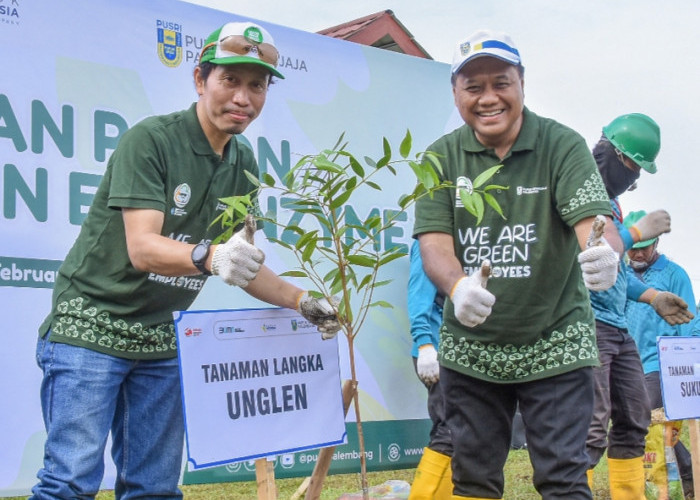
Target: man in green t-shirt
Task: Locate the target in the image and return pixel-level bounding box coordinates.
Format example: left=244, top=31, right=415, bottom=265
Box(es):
left=31, top=22, right=340, bottom=500
left=413, top=29, right=620, bottom=500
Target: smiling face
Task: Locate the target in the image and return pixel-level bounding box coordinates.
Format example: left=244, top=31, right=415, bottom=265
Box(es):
left=453, top=57, right=525, bottom=158
left=195, top=63, right=270, bottom=154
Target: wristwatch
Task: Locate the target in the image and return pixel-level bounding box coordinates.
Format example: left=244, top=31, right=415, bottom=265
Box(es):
left=191, top=241, right=211, bottom=275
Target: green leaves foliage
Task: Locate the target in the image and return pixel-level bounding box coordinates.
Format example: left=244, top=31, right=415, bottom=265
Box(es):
left=212, top=130, right=450, bottom=339
left=458, top=163, right=509, bottom=225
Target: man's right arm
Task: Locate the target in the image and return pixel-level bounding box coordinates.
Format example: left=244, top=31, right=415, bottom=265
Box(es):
left=417, top=232, right=465, bottom=297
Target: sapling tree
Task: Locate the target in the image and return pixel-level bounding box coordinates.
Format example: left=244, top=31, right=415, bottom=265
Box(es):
left=211, top=130, right=451, bottom=499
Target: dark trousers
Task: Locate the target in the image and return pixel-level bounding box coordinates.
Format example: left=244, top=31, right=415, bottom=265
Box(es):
left=587, top=321, right=650, bottom=466
left=441, top=365, right=594, bottom=500
left=645, top=371, right=694, bottom=485
left=413, top=358, right=453, bottom=456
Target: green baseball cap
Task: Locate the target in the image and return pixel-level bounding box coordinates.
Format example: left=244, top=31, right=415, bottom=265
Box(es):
left=200, top=22, right=284, bottom=79
left=623, top=210, right=657, bottom=248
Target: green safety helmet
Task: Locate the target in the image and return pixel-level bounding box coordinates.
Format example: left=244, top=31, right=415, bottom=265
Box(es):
left=623, top=210, right=657, bottom=248
left=602, top=113, right=660, bottom=174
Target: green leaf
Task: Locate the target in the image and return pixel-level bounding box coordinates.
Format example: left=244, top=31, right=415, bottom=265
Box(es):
left=244, top=170, right=262, bottom=186
left=366, top=181, right=382, bottom=191
left=295, top=230, right=318, bottom=250
left=483, top=184, right=509, bottom=191
left=349, top=156, right=365, bottom=177
left=330, top=278, right=344, bottom=296
left=347, top=254, right=377, bottom=267
left=369, top=300, right=393, bottom=309
left=483, top=192, right=507, bottom=220
left=423, top=151, right=444, bottom=176
left=329, top=188, right=353, bottom=210
left=328, top=132, right=345, bottom=151
left=267, top=237, right=293, bottom=250
left=323, top=267, right=340, bottom=283
left=280, top=270, right=308, bottom=278
left=378, top=251, right=406, bottom=266
left=399, top=130, right=412, bottom=159
left=313, top=156, right=344, bottom=174
left=373, top=279, right=392, bottom=288
left=357, top=274, right=373, bottom=291
left=473, top=193, right=485, bottom=224
left=301, top=240, right=316, bottom=262
left=459, top=189, right=478, bottom=216
left=473, top=164, right=503, bottom=189
left=382, top=137, right=391, bottom=159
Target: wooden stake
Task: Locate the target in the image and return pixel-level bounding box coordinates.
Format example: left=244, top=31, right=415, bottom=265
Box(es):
left=304, top=379, right=358, bottom=500
left=255, top=457, right=277, bottom=500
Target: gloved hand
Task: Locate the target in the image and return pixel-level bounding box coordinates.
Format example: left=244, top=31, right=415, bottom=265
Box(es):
left=211, top=214, right=265, bottom=288
left=631, top=210, right=671, bottom=242
left=297, top=292, right=341, bottom=339
left=416, top=344, right=439, bottom=385
left=450, top=260, right=495, bottom=327
left=651, top=291, right=695, bottom=326
left=579, top=216, right=618, bottom=292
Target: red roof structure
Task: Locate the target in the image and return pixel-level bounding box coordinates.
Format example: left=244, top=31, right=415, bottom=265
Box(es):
left=318, top=10, right=432, bottom=59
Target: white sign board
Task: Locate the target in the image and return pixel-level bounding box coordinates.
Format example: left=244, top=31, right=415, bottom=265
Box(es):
left=174, top=307, right=346, bottom=470
left=658, top=336, right=700, bottom=420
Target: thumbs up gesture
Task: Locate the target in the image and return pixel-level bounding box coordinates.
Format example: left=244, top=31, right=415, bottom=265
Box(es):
left=578, top=215, right=619, bottom=292
left=211, top=214, right=265, bottom=288
left=450, top=259, right=495, bottom=328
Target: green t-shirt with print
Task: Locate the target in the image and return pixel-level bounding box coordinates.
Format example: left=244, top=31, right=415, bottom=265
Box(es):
left=413, top=107, right=611, bottom=383
left=39, top=103, right=261, bottom=360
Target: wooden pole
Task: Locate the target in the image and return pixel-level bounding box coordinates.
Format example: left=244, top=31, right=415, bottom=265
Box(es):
left=255, top=457, right=277, bottom=500
left=688, top=418, right=700, bottom=497
left=304, top=379, right=358, bottom=500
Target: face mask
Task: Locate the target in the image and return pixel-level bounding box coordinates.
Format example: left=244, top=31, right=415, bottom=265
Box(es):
left=628, top=259, right=650, bottom=271
left=593, top=137, right=640, bottom=198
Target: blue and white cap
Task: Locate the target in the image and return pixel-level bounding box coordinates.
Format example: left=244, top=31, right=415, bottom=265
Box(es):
left=451, top=29, right=521, bottom=75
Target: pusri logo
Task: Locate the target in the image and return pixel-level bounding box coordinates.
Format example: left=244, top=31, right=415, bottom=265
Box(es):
left=157, top=20, right=183, bottom=68
left=171, top=183, right=191, bottom=216
left=455, top=176, right=473, bottom=207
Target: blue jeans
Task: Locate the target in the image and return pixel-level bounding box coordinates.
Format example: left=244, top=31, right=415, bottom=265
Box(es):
left=31, top=334, right=184, bottom=500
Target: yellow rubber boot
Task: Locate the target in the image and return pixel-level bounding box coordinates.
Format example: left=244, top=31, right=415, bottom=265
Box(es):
left=587, top=468, right=594, bottom=491
left=409, top=447, right=451, bottom=500
left=433, top=456, right=454, bottom=499
left=608, top=457, right=645, bottom=500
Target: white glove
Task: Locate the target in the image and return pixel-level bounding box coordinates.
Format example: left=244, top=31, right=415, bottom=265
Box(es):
left=631, top=209, right=671, bottom=242
left=578, top=241, right=618, bottom=292
left=450, top=260, right=495, bottom=327
left=416, top=345, right=439, bottom=385
left=211, top=215, right=265, bottom=288
left=297, top=292, right=341, bottom=340
left=579, top=216, right=618, bottom=292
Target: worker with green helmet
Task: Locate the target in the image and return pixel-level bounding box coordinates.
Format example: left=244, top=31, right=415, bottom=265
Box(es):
left=624, top=210, right=697, bottom=498
left=585, top=113, right=695, bottom=499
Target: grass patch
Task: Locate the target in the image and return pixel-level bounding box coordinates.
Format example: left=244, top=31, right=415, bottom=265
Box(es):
left=10, top=426, right=693, bottom=499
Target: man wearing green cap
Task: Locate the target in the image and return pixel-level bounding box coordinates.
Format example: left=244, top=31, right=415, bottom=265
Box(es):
left=30, top=21, right=340, bottom=500
left=624, top=211, right=698, bottom=497
left=584, top=114, right=695, bottom=499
